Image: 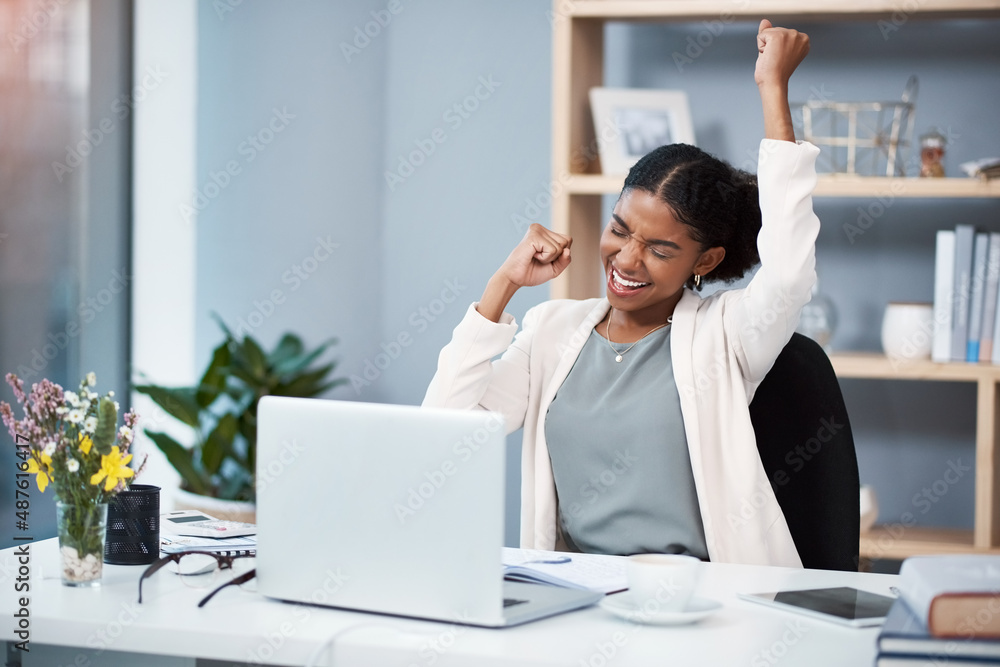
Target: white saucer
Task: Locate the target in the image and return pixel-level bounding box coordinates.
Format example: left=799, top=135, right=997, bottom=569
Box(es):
left=599, top=594, right=722, bottom=626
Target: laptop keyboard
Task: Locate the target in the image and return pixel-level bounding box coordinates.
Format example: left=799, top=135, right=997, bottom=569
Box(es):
left=503, top=597, right=528, bottom=608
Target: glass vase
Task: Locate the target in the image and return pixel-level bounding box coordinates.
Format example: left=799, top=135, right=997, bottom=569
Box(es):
left=56, top=501, right=108, bottom=587
left=796, top=282, right=838, bottom=352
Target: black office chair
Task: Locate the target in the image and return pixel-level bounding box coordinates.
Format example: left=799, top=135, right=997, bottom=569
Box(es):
left=749, top=333, right=860, bottom=571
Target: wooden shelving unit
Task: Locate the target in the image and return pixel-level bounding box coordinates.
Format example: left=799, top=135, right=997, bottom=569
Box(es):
left=551, top=1, right=1000, bottom=559
left=832, top=354, right=1000, bottom=558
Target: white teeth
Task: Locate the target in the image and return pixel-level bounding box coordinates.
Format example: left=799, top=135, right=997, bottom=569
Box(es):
left=612, top=268, right=648, bottom=289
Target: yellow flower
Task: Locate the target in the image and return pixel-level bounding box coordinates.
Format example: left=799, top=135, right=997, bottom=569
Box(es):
left=25, top=453, right=53, bottom=493
left=90, top=446, right=134, bottom=492
left=78, top=433, right=93, bottom=455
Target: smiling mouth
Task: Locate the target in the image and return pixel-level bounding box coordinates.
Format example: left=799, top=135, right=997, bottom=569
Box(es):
left=609, top=266, right=650, bottom=293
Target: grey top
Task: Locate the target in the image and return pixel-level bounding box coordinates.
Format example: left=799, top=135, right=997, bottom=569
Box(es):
left=544, top=325, right=709, bottom=559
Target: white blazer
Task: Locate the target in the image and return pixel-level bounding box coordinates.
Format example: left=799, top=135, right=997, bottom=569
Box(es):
left=423, top=139, right=821, bottom=567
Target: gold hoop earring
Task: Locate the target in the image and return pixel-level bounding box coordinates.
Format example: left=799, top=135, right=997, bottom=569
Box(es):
left=694, top=274, right=701, bottom=288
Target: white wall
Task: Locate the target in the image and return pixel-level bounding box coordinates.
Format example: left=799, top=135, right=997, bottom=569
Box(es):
left=131, top=0, right=198, bottom=498
left=194, top=0, right=388, bottom=387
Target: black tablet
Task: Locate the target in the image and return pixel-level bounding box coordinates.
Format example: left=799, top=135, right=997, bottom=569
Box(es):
left=737, top=586, right=896, bottom=628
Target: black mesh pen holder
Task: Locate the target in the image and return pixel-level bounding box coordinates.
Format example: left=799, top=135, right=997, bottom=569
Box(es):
left=104, top=484, right=160, bottom=565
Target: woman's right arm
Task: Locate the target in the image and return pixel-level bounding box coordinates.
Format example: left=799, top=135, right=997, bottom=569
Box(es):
left=422, top=224, right=572, bottom=431
left=421, top=304, right=533, bottom=432
left=476, top=223, right=572, bottom=322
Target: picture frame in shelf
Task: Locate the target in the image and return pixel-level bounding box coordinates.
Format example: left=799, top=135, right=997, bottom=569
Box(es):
left=589, top=87, right=695, bottom=176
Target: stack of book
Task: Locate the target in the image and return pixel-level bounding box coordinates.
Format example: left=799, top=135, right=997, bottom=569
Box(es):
left=933, top=226, right=1000, bottom=363
left=877, top=554, right=1000, bottom=665
left=961, top=158, right=1000, bottom=181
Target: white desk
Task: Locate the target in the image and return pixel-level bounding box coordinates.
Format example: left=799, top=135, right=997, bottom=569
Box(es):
left=2, top=539, right=897, bottom=666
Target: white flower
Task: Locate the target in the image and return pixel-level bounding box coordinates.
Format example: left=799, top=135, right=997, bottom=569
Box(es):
left=56, top=406, right=68, bottom=415
left=114, top=401, right=120, bottom=412
left=108, top=390, right=115, bottom=397
left=85, top=390, right=97, bottom=401
left=86, top=372, right=96, bottom=387
left=67, top=409, right=85, bottom=424
left=65, top=391, right=80, bottom=407
left=66, top=459, right=80, bottom=473
left=118, top=425, right=132, bottom=439
left=80, top=400, right=91, bottom=413
left=84, top=416, right=98, bottom=433
left=43, top=441, right=57, bottom=456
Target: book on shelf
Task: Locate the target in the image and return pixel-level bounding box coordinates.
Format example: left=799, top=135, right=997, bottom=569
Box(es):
left=877, top=597, right=1000, bottom=665
left=501, top=547, right=627, bottom=594
left=991, top=249, right=1000, bottom=364
left=961, top=157, right=1000, bottom=180
left=980, top=233, right=1000, bottom=361
left=932, top=230, right=955, bottom=363
left=952, top=224, right=976, bottom=362
left=968, top=233, right=989, bottom=361
left=897, top=555, right=1000, bottom=639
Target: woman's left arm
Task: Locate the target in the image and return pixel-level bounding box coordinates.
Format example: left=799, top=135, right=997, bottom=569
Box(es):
left=755, top=19, right=810, bottom=143
left=731, top=21, right=819, bottom=382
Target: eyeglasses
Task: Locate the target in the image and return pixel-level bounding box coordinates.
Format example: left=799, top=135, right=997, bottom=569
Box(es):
left=138, top=551, right=257, bottom=607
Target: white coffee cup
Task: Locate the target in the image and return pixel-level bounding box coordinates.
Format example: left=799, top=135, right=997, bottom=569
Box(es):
left=626, top=553, right=701, bottom=613
left=880, top=302, right=934, bottom=361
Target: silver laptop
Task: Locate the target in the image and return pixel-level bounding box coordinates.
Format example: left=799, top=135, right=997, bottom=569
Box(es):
left=255, top=396, right=601, bottom=627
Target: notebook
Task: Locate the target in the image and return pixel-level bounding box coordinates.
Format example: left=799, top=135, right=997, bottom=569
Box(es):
left=255, top=396, right=602, bottom=627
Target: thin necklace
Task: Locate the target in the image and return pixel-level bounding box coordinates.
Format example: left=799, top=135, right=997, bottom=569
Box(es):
left=605, top=307, right=672, bottom=363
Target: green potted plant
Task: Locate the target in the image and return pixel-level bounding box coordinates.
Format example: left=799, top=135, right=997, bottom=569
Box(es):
left=135, top=317, right=345, bottom=521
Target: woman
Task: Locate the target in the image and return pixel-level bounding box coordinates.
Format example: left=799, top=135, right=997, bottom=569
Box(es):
left=423, top=20, right=816, bottom=567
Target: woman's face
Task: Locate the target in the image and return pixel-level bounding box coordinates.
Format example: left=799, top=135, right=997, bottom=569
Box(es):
left=600, top=189, right=724, bottom=320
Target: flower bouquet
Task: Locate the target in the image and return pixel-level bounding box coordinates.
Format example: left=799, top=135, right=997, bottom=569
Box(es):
left=1, top=372, right=144, bottom=586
